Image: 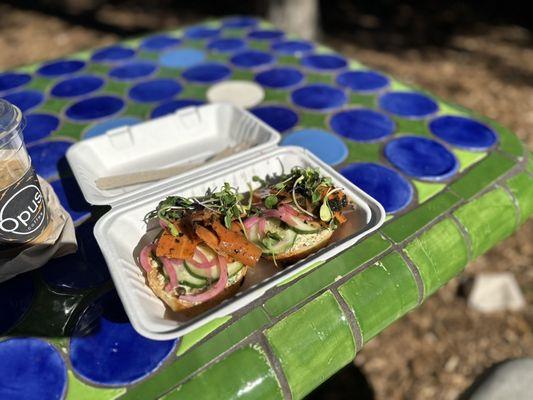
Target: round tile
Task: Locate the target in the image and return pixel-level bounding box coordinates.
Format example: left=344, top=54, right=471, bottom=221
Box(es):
left=251, top=105, right=298, bottom=132
left=336, top=70, right=390, bottom=93
left=109, top=61, right=158, bottom=81
left=66, top=95, right=125, bottom=121
left=282, top=129, right=348, bottom=165
left=49, top=177, right=91, bottom=225
left=222, top=16, right=258, bottom=29
left=159, top=48, right=206, bottom=69
left=0, top=338, right=67, bottom=400
left=207, top=38, right=247, bottom=53
left=0, top=273, right=35, bottom=334
left=37, top=60, right=85, bottom=77
left=28, top=140, right=72, bottom=180
left=379, top=91, right=438, bottom=118
left=91, top=46, right=135, bottom=63
left=385, top=136, right=459, bottom=181
left=207, top=80, right=264, bottom=108
left=301, top=54, right=347, bottom=71
left=84, top=116, right=141, bottom=139
left=181, top=63, right=232, bottom=84
left=291, top=84, right=347, bottom=112
left=230, top=50, right=275, bottom=69
left=140, top=35, right=181, bottom=51
left=254, top=67, right=304, bottom=89
left=2, top=90, right=44, bottom=113
left=23, top=113, right=60, bottom=143
left=129, top=78, right=182, bottom=103
left=341, top=162, right=414, bottom=213
left=247, top=29, right=284, bottom=40
left=70, top=291, right=176, bottom=386
left=330, top=108, right=395, bottom=142
left=50, top=75, right=104, bottom=98
left=151, top=99, right=204, bottom=118
left=0, top=72, right=31, bottom=93
left=271, top=40, right=314, bottom=55
left=429, top=115, right=498, bottom=151
left=184, top=26, right=220, bottom=40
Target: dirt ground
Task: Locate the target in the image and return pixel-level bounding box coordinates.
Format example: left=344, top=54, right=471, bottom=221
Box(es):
left=0, top=4, right=531, bottom=399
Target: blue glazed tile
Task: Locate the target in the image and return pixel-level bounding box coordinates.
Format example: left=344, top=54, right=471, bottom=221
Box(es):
left=379, top=91, right=439, bottom=119
left=301, top=54, right=347, bottom=72
left=109, top=61, right=158, bottom=81
left=247, top=29, right=285, bottom=41
left=330, top=108, right=395, bottom=142
left=0, top=338, right=67, bottom=400
left=255, top=67, right=304, bottom=89
left=70, top=291, right=176, bottom=386
left=140, top=35, right=181, bottom=51
left=91, top=46, right=135, bottom=63
left=41, top=221, right=113, bottom=290
left=222, top=16, right=258, bottom=28
left=385, top=136, right=459, bottom=181
left=66, top=95, right=125, bottom=121
left=184, top=25, right=221, bottom=40
left=182, top=62, right=232, bottom=84
left=84, top=116, right=141, bottom=139
left=2, top=90, right=44, bottom=113
left=336, top=70, right=390, bottom=93
left=50, top=75, right=105, bottom=98
left=282, top=129, right=348, bottom=166
left=341, top=162, right=414, bottom=213
left=207, top=38, right=247, bottom=53
left=159, top=48, right=206, bottom=69
left=0, top=273, right=35, bottom=334
left=23, top=113, right=60, bottom=144
left=291, top=84, right=347, bottom=112
left=151, top=98, right=204, bottom=118
left=37, top=60, right=85, bottom=77
left=49, top=176, right=91, bottom=225
left=230, top=50, right=275, bottom=69
left=129, top=78, right=182, bottom=102
left=251, top=105, right=298, bottom=132
left=28, top=140, right=72, bottom=180
left=429, top=115, right=498, bottom=151
left=0, top=72, right=31, bottom=94
left=271, top=40, right=314, bottom=55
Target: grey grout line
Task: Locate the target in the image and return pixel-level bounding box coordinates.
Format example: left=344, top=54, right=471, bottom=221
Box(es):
left=498, top=183, right=522, bottom=229
left=330, top=288, right=364, bottom=351
left=398, top=248, right=426, bottom=305
left=449, top=213, right=473, bottom=262
left=258, top=333, right=293, bottom=400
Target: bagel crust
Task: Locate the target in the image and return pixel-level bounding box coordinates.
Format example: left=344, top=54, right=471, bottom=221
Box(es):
left=265, top=229, right=333, bottom=265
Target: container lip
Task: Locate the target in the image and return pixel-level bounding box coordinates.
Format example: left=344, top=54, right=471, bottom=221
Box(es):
left=0, top=99, right=23, bottom=143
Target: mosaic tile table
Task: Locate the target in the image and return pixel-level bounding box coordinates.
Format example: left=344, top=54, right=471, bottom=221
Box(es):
left=0, top=16, right=531, bottom=400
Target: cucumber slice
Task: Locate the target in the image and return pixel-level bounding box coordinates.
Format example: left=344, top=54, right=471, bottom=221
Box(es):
left=175, top=263, right=207, bottom=288
left=227, top=261, right=244, bottom=276
left=185, top=260, right=218, bottom=280
left=261, top=229, right=297, bottom=255
left=284, top=215, right=321, bottom=234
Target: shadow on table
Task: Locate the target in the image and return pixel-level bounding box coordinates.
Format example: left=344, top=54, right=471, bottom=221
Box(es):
left=307, top=363, right=375, bottom=400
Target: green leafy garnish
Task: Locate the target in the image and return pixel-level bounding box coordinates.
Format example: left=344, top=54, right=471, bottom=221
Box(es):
left=264, top=195, right=278, bottom=209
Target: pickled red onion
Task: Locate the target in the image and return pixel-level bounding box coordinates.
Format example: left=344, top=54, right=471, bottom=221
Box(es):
left=140, top=244, right=155, bottom=273
left=180, top=255, right=228, bottom=303
left=258, top=218, right=266, bottom=236
left=159, top=220, right=168, bottom=230
left=162, top=257, right=180, bottom=292
left=243, top=216, right=260, bottom=230
left=188, top=249, right=217, bottom=269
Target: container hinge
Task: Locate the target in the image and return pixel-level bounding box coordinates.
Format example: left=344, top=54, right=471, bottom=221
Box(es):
left=106, top=126, right=135, bottom=149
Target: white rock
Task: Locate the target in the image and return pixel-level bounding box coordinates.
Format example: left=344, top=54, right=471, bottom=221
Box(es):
left=467, top=272, right=526, bottom=313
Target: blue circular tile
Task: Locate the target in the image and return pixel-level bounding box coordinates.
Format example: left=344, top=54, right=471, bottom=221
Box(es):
left=429, top=115, right=498, bottom=151
left=282, top=129, right=348, bottom=166
left=207, top=38, right=247, bottom=53
left=159, top=48, right=206, bottom=69
left=66, top=95, right=125, bottom=121
left=291, top=84, right=347, bottom=112
left=255, top=67, right=304, bottom=89
left=330, top=108, right=395, bottom=142
left=251, top=105, right=298, bottom=132
left=109, top=61, right=158, bottom=81
left=0, top=338, right=67, bottom=400
left=0, top=72, right=31, bottom=93
left=50, top=75, right=104, bottom=98
left=151, top=99, right=204, bottom=118
left=70, top=291, right=176, bottom=386
left=91, top=46, right=135, bottom=63
left=28, top=140, right=72, bottom=180
left=184, top=26, right=220, bottom=40
left=182, top=63, right=231, bottom=84
left=336, top=70, right=390, bottom=93
left=247, top=29, right=284, bottom=41
left=37, top=60, right=85, bottom=77
left=301, top=54, right=347, bottom=71
left=129, top=78, right=182, bottom=103
left=0, top=273, right=35, bottom=334
left=49, top=177, right=91, bottom=225
left=2, top=90, right=44, bottom=113
left=230, top=50, right=275, bottom=69
left=385, top=136, right=459, bottom=181
left=140, top=35, right=181, bottom=51
left=341, top=163, right=414, bottom=213
left=222, top=16, right=258, bottom=28
left=23, top=113, right=60, bottom=144
left=271, top=40, right=314, bottom=55
left=379, top=91, right=439, bottom=119
left=84, top=116, right=141, bottom=139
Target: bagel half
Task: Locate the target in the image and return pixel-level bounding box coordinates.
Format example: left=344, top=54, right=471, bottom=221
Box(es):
left=265, top=228, right=333, bottom=264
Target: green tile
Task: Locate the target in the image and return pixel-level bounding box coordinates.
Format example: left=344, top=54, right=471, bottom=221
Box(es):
left=450, top=152, right=515, bottom=199
left=297, top=111, right=328, bottom=129
left=66, top=371, right=125, bottom=400
left=164, top=345, right=283, bottom=400
left=232, top=69, right=255, bottom=81
left=491, top=121, right=524, bottom=157
left=278, top=55, right=300, bottom=66
left=345, top=140, right=382, bottom=163
left=207, top=53, right=229, bottom=63
left=185, top=39, right=207, bottom=49
left=383, top=191, right=461, bottom=243
left=506, top=172, right=533, bottom=224
left=453, top=149, right=487, bottom=172
left=393, top=117, right=431, bottom=137
left=527, top=152, right=533, bottom=174
left=389, top=80, right=412, bottom=91
left=349, top=93, right=376, bottom=108
left=176, top=316, right=231, bottom=356
left=338, top=251, right=419, bottom=343
left=137, top=51, right=160, bottom=61
left=103, top=80, right=130, bottom=96
left=222, top=29, right=247, bottom=38
left=413, top=180, right=446, bottom=203
left=17, top=63, right=40, bottom=74
left=306, top=73, right=334, bottom=85
left=38, top=98, right=69, bottom=114
left=180, top=84, right=208, bottom=100
left=52, top=122, right=87, bottom=141
left=276, top=261, right=325, bottom=287
left=453, top=188, right=517, bottom=259
left=263, top=88, right=289, bottom=103
left=264, top=233, right=391, bottom=317
left=437, top=101, right=469, bottom=116
left=248, top=40, right=270, bottom=51
left=404, top=218, right=468, bottom=297
left=157, top=67, right=181, bottom=78
left=26, top=76, right=54, bottom=91
left=124, top=102, right=152, bottom=119
left=86, top=63, right=111, bottom=75
left=265, top=292, right=355, bottom=399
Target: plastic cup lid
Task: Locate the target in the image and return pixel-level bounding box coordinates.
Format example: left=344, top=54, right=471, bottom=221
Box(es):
left=0, top=99, right=23, bottom=146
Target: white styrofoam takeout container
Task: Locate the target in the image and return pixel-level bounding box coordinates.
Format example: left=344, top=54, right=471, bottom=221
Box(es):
left=66, top=103, right=385, bottom=340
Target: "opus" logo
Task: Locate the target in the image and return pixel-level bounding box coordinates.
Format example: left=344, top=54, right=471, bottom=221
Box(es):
left=0, top=185, right=46, bottom=236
